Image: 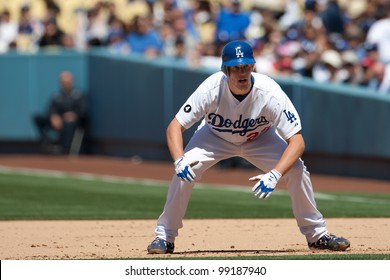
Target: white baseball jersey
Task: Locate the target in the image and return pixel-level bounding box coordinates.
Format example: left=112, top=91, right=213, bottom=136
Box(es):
left=176, top=71, right=301, bottom=144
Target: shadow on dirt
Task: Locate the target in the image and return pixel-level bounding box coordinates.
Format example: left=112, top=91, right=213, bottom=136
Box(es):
left=174, top=249, right=295, bottom=255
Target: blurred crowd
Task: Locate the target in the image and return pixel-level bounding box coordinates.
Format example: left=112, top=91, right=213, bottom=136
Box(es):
left=1, top=0, right=390, bottom=94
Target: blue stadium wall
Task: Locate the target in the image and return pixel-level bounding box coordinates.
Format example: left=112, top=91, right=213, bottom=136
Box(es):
left=1, top=49, right=390, bottom=180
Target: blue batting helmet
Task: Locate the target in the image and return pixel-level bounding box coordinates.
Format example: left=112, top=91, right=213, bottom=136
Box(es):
left=221, top=40, right=256, bottom=68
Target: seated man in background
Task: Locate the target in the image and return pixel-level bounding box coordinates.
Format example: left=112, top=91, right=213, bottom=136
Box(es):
left=34, top=71, right=87, bottom=154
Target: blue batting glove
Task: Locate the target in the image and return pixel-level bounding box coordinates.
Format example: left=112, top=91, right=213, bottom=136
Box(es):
left=174, top=156, right=198, bottom=183
left=249, top=169, right=282, bottom=199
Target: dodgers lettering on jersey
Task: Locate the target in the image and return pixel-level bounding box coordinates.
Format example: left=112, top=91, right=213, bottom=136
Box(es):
left=207, top=113, right=269, bottom=136
left=175, top=72, right=301, bottom=145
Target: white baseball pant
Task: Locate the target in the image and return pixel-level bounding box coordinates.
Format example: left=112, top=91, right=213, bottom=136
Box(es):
left=155, top=124, right=327, bottom=243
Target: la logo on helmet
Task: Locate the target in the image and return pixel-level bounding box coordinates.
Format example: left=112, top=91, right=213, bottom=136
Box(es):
left=235, top=46, right=244, bottom=58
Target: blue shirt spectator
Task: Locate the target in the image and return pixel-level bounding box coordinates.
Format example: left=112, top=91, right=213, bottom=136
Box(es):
left=215, top=0, right=250, bottom=46
left=126, top=15, right=163, bottom=57
left=319, top=0, right=347, bottom=35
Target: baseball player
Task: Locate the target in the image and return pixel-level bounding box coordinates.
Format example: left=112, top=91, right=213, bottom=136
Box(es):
left=147, top=40, right=350, bottom=254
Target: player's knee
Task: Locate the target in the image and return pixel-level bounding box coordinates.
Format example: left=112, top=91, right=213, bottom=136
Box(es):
left=191, top=165, right=204, bottom=182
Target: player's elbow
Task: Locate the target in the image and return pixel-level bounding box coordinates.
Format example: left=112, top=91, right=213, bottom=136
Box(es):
left=300, top=140, right=306, bottom=155
left=299, top=135, right=306, bottom=151
left=299, top=136, right=306, bottom=156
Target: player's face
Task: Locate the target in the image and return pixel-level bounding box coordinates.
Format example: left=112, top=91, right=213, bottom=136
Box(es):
left=227, top=64, right=254, bottom=94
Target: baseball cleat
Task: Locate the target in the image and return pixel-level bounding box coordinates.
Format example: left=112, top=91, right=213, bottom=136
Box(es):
left=308, top=233, right=350, bottom=251
left=147, top=238, right=175, bottom=254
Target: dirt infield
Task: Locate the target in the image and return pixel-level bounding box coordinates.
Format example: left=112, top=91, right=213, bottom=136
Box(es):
left=0, top=155, right=389, bottom=259
left=1, top=218, right=389, bottom=259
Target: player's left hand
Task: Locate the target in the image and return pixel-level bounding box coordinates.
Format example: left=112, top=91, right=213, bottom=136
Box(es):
left=249, top=169, right=282, bottom=199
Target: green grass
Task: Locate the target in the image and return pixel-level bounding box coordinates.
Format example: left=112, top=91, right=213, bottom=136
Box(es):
left=1, top=169, right=389, bottom=260
left=137, top=254, right=390, bottom=260
left=0, top=173, right=166, bottom=220
left=0, top=171, right=389, bottom=220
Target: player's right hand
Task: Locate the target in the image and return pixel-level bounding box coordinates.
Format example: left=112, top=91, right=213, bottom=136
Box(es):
left=174, top=156, right=198, bottom=183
